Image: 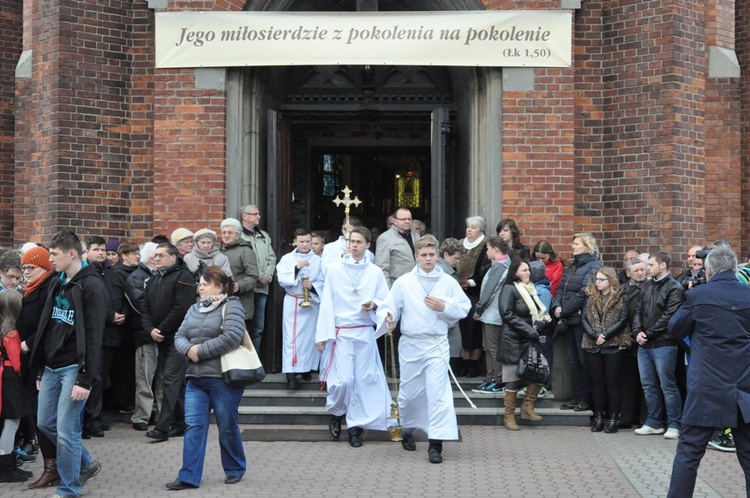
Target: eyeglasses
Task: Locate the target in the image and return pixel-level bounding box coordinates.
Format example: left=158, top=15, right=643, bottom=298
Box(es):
left=245, top=212, right=261, bottom=216
left=594, top=277, right=608, bottom=282
left=21, top=265, right=37, bottom=273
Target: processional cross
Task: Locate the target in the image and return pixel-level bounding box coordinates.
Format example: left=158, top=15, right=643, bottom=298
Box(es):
left=332, top=186, right=361, bottom=240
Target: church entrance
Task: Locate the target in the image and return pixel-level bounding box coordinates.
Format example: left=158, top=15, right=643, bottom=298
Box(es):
left=225, top=62, right=502, bottom=370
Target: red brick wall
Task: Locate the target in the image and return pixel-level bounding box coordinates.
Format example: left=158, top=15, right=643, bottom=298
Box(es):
left=737, top=0, right=750, bottom=258
left=0, top=1, right=22, bottom=246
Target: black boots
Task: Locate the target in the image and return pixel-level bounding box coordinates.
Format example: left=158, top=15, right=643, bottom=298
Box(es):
left=0, top=453, right=31, bottom=482
left=347, top=427, right=363, bottom=448
left=401, top=432, right=416, bottom=451
left=428, top=440, right=443, bottom=464
left=465, top=360, right=479, bottom=378
left=329, top=415, right=343, bottom=439
left=286, top=373, right=298, bottom=390
left=591, top=412, right=605, bottom=432
left=604, top=413, right=620, bottom=434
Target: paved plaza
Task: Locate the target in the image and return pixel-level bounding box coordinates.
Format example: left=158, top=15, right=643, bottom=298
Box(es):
left=1, top=422, right=746, bottom=498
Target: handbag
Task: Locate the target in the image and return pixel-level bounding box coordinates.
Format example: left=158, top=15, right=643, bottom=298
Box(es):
left=219, top=304, right=266, bottom=387
left=517, top=339, right=550, bottom=384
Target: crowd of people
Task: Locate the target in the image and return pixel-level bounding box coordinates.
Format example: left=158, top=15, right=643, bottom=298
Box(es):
left=0, top=204, right=749, bottom=496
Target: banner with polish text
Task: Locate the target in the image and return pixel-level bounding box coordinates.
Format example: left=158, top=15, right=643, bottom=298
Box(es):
left=155, top=11, right=572, bottom=69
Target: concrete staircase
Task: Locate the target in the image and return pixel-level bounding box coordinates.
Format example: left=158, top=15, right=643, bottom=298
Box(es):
left=238, top=373, right=591, bottom=427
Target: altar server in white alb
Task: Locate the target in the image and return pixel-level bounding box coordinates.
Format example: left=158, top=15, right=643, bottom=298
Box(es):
left=320, top=216, right=375, bottom=274
left=315, top=226, right=393, bottom=448
left=276, top=228, right=324, bottom=390
left=379, top=234, right=471, bottom=464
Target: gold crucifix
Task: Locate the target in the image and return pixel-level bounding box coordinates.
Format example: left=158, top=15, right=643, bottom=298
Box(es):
left=332, top=185, right=361, bottom=241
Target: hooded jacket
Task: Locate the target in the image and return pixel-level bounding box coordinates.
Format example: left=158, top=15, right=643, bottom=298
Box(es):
left=27, top=262, right=107, bottom=389
left=184, top=245, right=233, bottom=279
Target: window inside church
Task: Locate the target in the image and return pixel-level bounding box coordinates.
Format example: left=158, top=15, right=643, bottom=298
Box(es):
left=322, top=154, right=338, bottom=197
left=395, top=171, right=420, bottom=208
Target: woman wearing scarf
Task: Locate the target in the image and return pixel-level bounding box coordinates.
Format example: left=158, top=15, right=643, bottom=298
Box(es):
left=17, top=247, right=59, bottom=489
left=498, top=259, right=551, bottom=431
left=456, top=216, right=490, bottom=378
left=581, top=266, right=630, bottom=433
left=167, top=266, right=246, bottom=491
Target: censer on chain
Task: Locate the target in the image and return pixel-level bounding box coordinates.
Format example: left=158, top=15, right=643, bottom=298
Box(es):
left=385, top=332, right=403, bottom=441
left=299, top=266, right=313, bottom=307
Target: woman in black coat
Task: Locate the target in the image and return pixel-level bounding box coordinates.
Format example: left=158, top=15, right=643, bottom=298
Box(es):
left=551, top=232, right=602, bottom=412
left=498, top=259, right=551, bottom=431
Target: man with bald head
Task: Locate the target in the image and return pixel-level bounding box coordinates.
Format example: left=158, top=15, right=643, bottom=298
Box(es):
left=678, top=245, right=705, bottom=290
left=618, top=249, right=640, bottom=285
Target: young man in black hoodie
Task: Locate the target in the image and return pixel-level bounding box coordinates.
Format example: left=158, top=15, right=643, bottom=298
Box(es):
left=29, top=230, right=106, bottom=497
left=142, top=242, right=196, bottom=441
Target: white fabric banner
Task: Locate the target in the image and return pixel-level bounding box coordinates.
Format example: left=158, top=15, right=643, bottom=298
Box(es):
left=155, top=11, right=572, bottom=69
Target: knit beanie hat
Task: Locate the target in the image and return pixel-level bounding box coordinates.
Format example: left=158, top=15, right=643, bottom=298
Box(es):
left=19, top=242, right=38, bottom=255
left=21, top=246, right=52, bottom=272
left=193, top=228, right=217, bottom=242
left=106, top=239, right=120, bottom=252
left=171, top=228, right=194, bottom=245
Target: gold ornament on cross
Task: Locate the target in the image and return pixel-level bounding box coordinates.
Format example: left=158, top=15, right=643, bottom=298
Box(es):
left=332, top=186, right=361, bottom=241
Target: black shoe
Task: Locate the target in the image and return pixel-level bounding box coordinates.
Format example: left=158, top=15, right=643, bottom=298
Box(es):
left=301, top=372, right=313, bottom=382
left=225, top=475, right=242, bottom=484
left=80, top=460, right=101, bottom=485
left=348, top=427, right=363, bottom=448
left=574, top=403, right=591, bottom=412
left=560, top=400, right=579, bottom=410
left=591, top=412, right=605, bottom=433
left=146, top=429, right=170, bottom=441
left=465, top=362, right=479, bottom=378
left=165, top=479, right=198, bottom=490
left=168, top=427, right=186, bottom=438
left=428, top=440, right=443, bottom=464
left=101, top=424, right=112, bottom=432
left=132, top=423, right=148, bottom=431
left=401, top=432, right=416, bottom=451
left=286, top=373, right=299, bottom=390
left=329, top=415, right=343, bottom=439
left=88, top=428, right=105, bottom=438
left=81, top=431, right=92, bottom=440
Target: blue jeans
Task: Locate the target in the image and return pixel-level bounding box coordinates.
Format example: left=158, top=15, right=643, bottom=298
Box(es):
left=177, top=377, right=245, bottom=487
left=37, top=365, right=94, bottom=497
left=250, top=292, right=268, bottom=352
left=638, top=346, right=682, bottom=429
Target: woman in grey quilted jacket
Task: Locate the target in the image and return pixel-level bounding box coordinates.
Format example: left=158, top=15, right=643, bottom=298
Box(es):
left=168, top=267, right=246, bottom=491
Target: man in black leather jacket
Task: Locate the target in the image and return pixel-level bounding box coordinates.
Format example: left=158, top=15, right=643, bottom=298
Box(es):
left=632, top=252, right=685, bottom=439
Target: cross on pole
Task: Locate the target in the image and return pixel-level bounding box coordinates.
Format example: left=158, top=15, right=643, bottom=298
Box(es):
left=332, top=185, right=361, bottom=240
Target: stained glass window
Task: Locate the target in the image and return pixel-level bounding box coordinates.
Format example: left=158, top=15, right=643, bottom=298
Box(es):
left=322, top=154, right=337, bottom=197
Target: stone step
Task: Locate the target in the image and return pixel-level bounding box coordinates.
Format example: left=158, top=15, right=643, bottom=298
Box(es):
left=240, top=389, right=559, bottom=409
left=236, top=405, right=590, bottom=426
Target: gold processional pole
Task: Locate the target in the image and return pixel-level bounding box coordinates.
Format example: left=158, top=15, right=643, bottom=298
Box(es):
left=332, top=186, right=361, bottom=246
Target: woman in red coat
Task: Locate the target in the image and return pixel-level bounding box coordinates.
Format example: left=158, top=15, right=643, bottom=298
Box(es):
left=532, top=240, right=565, bottom=297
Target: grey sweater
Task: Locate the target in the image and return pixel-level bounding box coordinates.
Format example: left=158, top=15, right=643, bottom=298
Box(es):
left=174, top=296, right=246, bottom=378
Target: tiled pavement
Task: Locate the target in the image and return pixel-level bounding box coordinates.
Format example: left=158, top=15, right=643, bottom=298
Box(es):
left=2, top=423, right=745, bottom=498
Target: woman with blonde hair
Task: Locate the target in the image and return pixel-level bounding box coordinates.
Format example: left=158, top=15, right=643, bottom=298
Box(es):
left=582, top=267, right=631, bottom=433
left=551, top=232, right=602, bottom=412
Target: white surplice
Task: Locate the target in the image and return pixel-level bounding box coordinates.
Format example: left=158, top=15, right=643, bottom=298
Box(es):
left=276, top=249, right=324, bottom=373
left=316, top=256, right=393, bottom=431
left=377, top=265, right=471, bottom=440
left=321, top=236, right=375, bottom=276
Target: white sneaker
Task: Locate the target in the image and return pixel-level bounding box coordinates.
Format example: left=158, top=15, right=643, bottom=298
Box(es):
left=663, top=428, right=680, bottom=440
left=634, top=425, right=665, bottom=435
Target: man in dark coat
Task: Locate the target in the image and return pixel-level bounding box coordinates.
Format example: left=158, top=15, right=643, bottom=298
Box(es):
left=666, top=246, right=750, bottom=497
left=141, top=243, right=196, bottom=441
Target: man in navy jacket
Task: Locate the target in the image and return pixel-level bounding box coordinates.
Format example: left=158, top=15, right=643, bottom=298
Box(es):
left=666, top=246, right=750, bottom=497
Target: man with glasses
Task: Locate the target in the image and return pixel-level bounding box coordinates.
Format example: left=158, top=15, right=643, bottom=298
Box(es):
left=240, top=204, right=276, bottom=353
left=375, top=207, right=420, bottom=288
left=141, top=243, right=196, bottom=441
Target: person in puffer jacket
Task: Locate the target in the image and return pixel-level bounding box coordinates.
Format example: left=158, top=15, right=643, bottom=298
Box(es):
left=552, top=232, right=602, bottom=412
left=167, top=267, right=246, bottom=491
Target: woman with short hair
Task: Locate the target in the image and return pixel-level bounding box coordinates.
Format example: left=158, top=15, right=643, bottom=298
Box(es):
left=456, top=216, right=490, bottom=378
left=167, top=266, right=247, bottom=490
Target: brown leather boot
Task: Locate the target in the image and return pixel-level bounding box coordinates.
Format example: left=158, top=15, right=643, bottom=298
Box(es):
left=28, top=458, right=60, bottom=489
left=504, top=390, right=520, bottom=431
left=520, top=383, right=543, bottom=421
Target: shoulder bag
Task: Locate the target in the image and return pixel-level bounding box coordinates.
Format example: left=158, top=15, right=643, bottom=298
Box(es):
left=219, top=304, right=266, bottom=387
left=517, top=339, right=550, bottom=384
